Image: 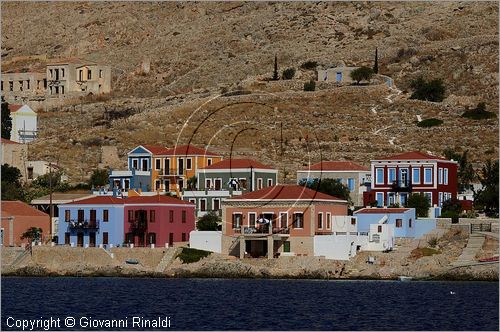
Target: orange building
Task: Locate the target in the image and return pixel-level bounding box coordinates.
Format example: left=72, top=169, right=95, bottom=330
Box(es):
left=1, top=200, right=50, bottom=246
left=222, top=185, right=348, bottom=258
left=152, top=145, right=223, bottom=195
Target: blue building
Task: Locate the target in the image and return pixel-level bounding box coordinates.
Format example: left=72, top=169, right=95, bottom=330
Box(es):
left=354, top=207, right=435, bottom=238
left=58, top=196, right=125, bottom=247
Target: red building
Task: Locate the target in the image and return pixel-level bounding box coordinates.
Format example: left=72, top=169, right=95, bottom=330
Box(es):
left=124, top=195, right=195, bottom=247
left=365, top=151, right=458, bottom=208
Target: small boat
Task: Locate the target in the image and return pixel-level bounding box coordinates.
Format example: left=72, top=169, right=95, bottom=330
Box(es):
left=125, top=259, right=139, bottom=265
left=398, top=276, right=413, bottom=281
left=478, top=256, right=499, bottom=263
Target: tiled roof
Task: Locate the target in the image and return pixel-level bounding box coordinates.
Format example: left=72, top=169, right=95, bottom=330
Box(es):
left=162, top=144, right=220, bottom=156
left=124, top=195, right=193, bottom=205
left=142, top=144, right=170, bottom=155
left=8, top=105, right=22, bottom=113
left=228, top=185, right=344, bottom=201
left=64, top=196, right=125, bottom=205
left=302, top=161, right=369, bottom=172
left=354, top=208, right=410, bottom=214
left=375, top=151, right=448, bottom=161
left=1, top=138, right=21, bottom=145
left=2, top=201, right=49, bottom=217
left=201, top=158, right=274, bottom=170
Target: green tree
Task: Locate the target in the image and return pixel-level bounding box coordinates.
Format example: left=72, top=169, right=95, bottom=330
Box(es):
left=282, top=68, right=295, bottom=80
left=196, top=211, right=221, bottom=231
left=442, top=149, right=476, bottom=192
left=350, top=66, right=374, bottom=84
left=440, top=199, right=462, bottom=218
left=1, top=97, right=12, bottom=139
left=409, top=76, right=445, bottom=102
left=407, top=193, right=430, bottom=218
left=187, top=175, right=197, bottom=190
left=1, top=164, right=26, bottom=201
left=373, top=47, right=379, bottom=74
left=474, top=160, right=499, bottom=217
left=88, top=169, right=109, bottom=188
left=303, top=80, right=316, bottom=91
left=462, top=102, right=496, bottom=120
left=272, top=54, right=279, bottom=81
left=299, top=178, right=352, bottom=205
left=21, top=227, right=43, bottom=242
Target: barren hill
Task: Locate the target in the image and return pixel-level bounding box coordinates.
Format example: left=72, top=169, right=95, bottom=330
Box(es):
left=1, top=2, right=498, bottom=183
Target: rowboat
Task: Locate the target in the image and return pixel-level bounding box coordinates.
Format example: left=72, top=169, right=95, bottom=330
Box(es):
left=478, top=256, right=499, bottom=263
left=398, top=276, right=413, bottom=281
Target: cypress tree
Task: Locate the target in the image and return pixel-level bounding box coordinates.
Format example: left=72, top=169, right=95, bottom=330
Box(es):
left=273, top=54, right=279, bottom=81
left=1, top=96, right=12, bottom=140
left=373, top=47, right=379, bottom=74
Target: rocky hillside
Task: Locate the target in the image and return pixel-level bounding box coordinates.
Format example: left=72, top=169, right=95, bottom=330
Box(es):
left=1, top=2, right=498, bottom=182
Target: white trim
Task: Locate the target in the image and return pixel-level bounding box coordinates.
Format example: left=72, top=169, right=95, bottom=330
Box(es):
left=257, top=178, right=263, bottom=190
left=205, top=178, right=212, bottom=189
left=326, top=212, right=332, bottom=230
left=155, top=158, right=162, bottom=171
left=279, top=211, right=288, bottom=228
left=444, top=168, right=449, bottom=185
left=132, top=158, right=139, bottom=170
left=297, top=170, right=370, bottom=174
left=438, top=168, right=443, bottom=185
left=267, top=178, right=273, bottom=187
left=423, top=167, right=433, bottom=184
left=232, top=212, right=243, bottom=229
left=388, top=167, right=396, bottom=183
left=199, top=198, right=207, bottom=212
left=186, top=158, right=193, bottom=170
left=248, top=212, right=257, bottom=227
left=212, top=198, right=221, bottom=211
left=292, top=211, right=304, bottom=229
left=225, top=198, right=348, bottom=204
left=412, top=168, right=421, bottom=185
left=317, top=212, right=323, bottom=230
left=375, top=167, right=384, bottom=185
left=198, top=168, right=278, bottom=174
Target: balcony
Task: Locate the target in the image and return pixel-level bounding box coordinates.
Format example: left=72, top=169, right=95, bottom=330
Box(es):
left=240, top=226, right=290, bottom=235
left=130, top=220, right=147, bottom=232
left=160, top=169, right=184, bottom=176
left=391, top=180, right=412, bottom=192
left=69, top=220, right=99, bottom=230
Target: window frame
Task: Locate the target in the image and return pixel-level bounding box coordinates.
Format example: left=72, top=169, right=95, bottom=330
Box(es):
left=375, top=168, right=384, bottom=185
left=232, top=213, right=242, bottom=229
left=412, top=168, right=420, bottom=185
left=150, top=210, right=156, bottom=223
left=65, top=210, right=71, bottom=222
left=186, top=158, right=192, bottom=170
left=293, top=212, right=304, bottom=229
left=395, top=219, right=403, bottom=228
left=103, top=209, right=109, bottom=222
left=317, top=212, right=323, bottom=230
left=424, top=167, right=433, bottom=184
left=388, top=167, right=396, bottom=184
left=443, top=168, right=449, bottom=185
left=182, top=210, right=186, bottom=223
left=248, top=212, right=257, bottom=228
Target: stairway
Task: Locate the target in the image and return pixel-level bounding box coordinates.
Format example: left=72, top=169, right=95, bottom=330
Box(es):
left=450, top=233, right=485, bottom=267
left=155, top=247, right=181, bottom=273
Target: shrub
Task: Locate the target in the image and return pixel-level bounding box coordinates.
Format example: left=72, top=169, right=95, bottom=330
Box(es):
left=407, top=193, right=430, bottom=217
left=88, top=169, right=109, bottom=188
left=282, top=68, right=295, bottom=80
left=300, top=61, right=318, bottom=70
left=417, top=118, right=443, bottom=128
left=411, top=247, right=440, bottom=259
left=303, top=80, right=316, bottom=91
left=462, top=102, right=496, bottom=120
left=409, top=76, right=445, bottom=102
left=427, top=237, right=438, bottom=248
left=440, top=199, right=462, bottom=218
left=350, top=66, right=374, bottom=84
left=177, top=247, right=211, bottom=264
left=196, top=212, right=220, bottom=231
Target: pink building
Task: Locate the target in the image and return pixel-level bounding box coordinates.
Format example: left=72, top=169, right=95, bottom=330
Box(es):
left=124, top=195, right=195, bottom=247
left=222, top=185, right=348, bottom=258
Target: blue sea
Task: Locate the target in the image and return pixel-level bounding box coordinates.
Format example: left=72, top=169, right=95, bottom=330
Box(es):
left=1, top=277, right=498, bottom=331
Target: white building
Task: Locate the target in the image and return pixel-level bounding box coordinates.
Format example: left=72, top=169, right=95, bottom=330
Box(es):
left=8, top=104, right=38, bottom=143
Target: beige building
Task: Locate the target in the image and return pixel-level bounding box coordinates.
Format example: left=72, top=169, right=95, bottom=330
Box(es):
left=1, top=138, right=27, bottom=174
left=1, top=71, right=47, bottom=104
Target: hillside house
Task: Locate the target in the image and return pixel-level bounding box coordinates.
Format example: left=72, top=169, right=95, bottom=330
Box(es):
left=0, top=71, right=46, bottom=105
left=317, top=66, right=358, bottom=83
left=1, top=138, right=27, bottom=176
left=8, top=104, right=38, bottom=143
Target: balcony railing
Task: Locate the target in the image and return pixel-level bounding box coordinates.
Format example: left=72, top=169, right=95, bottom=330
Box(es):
left=240, top=226, right=290, bottom=235
left=69, top=220, right=99, bottom=230
left=130, top=220, right=148, bottom=232
left=391, top=180, right=412, bottom=192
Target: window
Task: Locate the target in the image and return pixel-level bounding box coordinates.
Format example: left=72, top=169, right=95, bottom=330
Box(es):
left=388, top=168, right=396, bottom=183
left=438, top=168, right=443, bottom=185
left=26, top=80, right=30, bottom=90
left=178, top=179, right=184, bottom=190
left=283, top=241, right=291, bottom=253
left=409, top=218, right=412, bottom=228
left=99, top=70, right=103, bottom=78
left=214, top=179, right=222, bottom=190
left=347, top=178, right=355, bottom=191
left=207, top=158, right=212, bottom=166
left=9, top=81, right=13, bottom=91
left=65, top=210, right=70, bottom=222
left=378, top=225, right=382, bottom=233
left=375, top=168, right=384, bottom=185
left=65, top=232, right=70, bottom=245
left=395, top=219, right=402, bottom=228
left=444, top=168, right=449, bottom=185
left=155, top=180, right=161, bottom=191
left=186, top=158, right=192, bottom=170
left=213, top=199, right=220, bottom=211
left=424, top=168, right=432, bottom=184
left=205, top=179, right=212, bottom=189
left=239, top=178, right=247, bottom=190
left=155, top=159, right=161, bottom=170
left=351, top=218, right=356, bottom=225
left=439, top=192, right=443, bottom=207
left=317, top=213, right=323, bottom=229
left=182, top=210, right=186, bottom=223
left=182, top=233, right=186, bottom=242
left=280, top=213, right=288, bottom=228
left=376, top=193, right=384, bottom=207
left=1, top=81, right=3, bottom=91
left=232, top=213, right=242, bottom=229
left=61, top=68, right=65, bottom=78
left=27, top=167, right=34, bottom=180
left=267, top=179, right=273, bottom=187
left=326, top=213, right=331, bottom=230
left=103, top=232, right=109, bottom=245
left=148, top=233, right=156, bottom=245
left=103, top=210, right=109, bottom=222
left=128, top=210, right=134, bottom=222
left=249, top=213, right=256, bottom=228
left=49, top=69, right=53, bottom=79
left=412, top=168, right=420, bottom=184
left=78, top=210, right=84, bottom=222
left=150, top=210, right=155, bottom=223
left=132, top=159, right=138, bottom=170
left=293, top=213, right=304, bottom=228
left=200, top=199, right=206, bottom=212
left=61, top=85, right=64, bottom=95
left=78, top=70, right=83, bottom=81
left=169, top=210, right=174, bottom=223
left=169, top=233, right=174, bottom=246
left=258, top=178, right=263, bottom=190
left=141, top=159, right=148, bottom=171
left=88, top=70, right=92, bottom=80
left=124, top=179, right=130, bottom=190
left=424, top=192, right=432, bottom=204
left=18, top=81, right=23, bottom=91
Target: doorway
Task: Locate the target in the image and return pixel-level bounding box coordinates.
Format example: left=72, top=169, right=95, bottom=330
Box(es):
left=77, top=233, right=84, bottom=247
left=89, top=232, right=96, bottom=247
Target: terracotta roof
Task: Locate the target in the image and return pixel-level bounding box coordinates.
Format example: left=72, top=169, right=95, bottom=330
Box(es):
left=142, top=144, right=170, bottom=155
left=64, top=196, right=125, bottom=205
left=228, top=185, right=345, bottom=202
left=2, top=201, right=49, bottom=217
left=124, top=195, right=193, bottom=205
left=303, top=161, right=369, bottom=172
left=162, top=144, right=220, bottom=156
left=375, top=151, right=448, bottom=161
left=201, top=158, right=274, bottom=170
left=1, top=138, right=21, bottom=145
left=354, top=208, right=410, bottom=214
left=8, top=105, right=22, bottom=113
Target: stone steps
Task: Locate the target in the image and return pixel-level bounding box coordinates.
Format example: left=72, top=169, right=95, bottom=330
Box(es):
left=155, top=248, right=181, bottom=273
left=450, top=234, right=485, bottom=267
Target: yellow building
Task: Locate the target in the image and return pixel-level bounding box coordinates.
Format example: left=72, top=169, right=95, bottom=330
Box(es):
left=151, top=145, right=223, bottom=194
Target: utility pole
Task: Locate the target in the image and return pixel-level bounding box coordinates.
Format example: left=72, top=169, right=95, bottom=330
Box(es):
left=49, top=161, right=53, bottom=242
